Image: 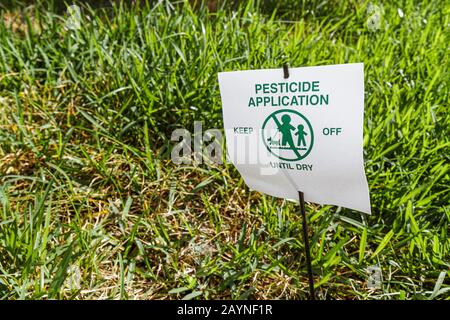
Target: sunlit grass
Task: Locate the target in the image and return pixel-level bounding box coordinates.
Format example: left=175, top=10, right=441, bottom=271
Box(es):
left=0, top=0, right=448, bottom=299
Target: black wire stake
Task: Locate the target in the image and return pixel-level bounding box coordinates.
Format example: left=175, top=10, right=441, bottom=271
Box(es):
left=283, top=63, right=289, bottom=79
left=299, top=191, right=315, bottom=300
left=233, top=0, right=239, bottom=11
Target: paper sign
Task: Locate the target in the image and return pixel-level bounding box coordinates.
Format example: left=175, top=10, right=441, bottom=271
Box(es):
left=218, top=63, right=371, bottom=214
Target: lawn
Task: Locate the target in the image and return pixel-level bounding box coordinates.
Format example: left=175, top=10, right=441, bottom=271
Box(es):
left=0, top=0, right=448, bottom=299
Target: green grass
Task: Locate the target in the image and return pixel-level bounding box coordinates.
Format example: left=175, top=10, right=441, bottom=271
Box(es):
left=0, top=0, right=449, bottom=299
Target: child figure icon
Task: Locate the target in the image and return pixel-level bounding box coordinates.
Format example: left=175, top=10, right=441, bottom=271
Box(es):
left=295, top=124, right=308, bottom=147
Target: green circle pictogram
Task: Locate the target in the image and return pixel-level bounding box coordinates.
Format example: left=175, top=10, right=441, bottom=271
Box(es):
left=262, top=109, right=314, bottom=162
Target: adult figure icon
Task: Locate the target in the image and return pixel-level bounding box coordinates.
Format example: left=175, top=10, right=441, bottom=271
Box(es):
left=278, top=114, right=296, bottom=148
